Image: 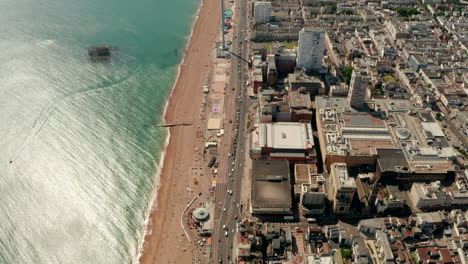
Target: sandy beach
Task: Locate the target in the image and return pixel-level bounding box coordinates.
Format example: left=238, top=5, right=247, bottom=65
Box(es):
left=138, top=0, right=221, bottom=263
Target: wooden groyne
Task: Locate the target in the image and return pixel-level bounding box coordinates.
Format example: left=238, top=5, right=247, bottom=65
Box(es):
left=155, top=123, right=192, bottom=128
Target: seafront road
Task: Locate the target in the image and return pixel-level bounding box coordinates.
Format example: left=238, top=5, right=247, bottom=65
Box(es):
left=212, top=0, right=250, bottom=261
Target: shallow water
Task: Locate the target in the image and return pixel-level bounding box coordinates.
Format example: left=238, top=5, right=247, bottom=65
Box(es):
left=0, top=0, right=198, bottom=263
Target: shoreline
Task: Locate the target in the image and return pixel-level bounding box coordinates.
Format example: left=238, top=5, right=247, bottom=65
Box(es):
left=138, top=0, right=222, bottom=261
left=134, top=0, right=203, bottom=259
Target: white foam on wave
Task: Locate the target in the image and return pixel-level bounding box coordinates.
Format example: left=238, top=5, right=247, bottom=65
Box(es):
left=133, top=0, right=206, bottom=262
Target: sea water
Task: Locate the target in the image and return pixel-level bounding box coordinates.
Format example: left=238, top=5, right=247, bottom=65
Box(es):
left=0, top=0, right=199, bottom=263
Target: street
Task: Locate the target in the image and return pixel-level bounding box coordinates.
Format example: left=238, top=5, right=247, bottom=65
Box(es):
left=212, top=0, right=250, bottom=262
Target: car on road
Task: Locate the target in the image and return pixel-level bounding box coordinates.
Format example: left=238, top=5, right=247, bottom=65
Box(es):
left=223, top=224, right=227, bottom=230
left=225, top=231, right=228, bottom=237
left=234, top=215, right=239, bottom=220
left=228, top=190, right=233, bottom=195
left=223, top=208, right=226, bottom=212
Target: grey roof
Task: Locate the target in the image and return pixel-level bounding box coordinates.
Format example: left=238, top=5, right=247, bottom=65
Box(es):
left=419, top=112, right=435, bottom=122
left=387, top=184, right=405, bottom=200
left=315, top=96, right=352, bottom=113
left=251, top=160, right=292, bottom=211
left=353, top=236, right=370, bottom=256
left=358, top=218, right=386, bottom=230
left=377, top=148, right=410, bottom=172
left=193, top=208, right=210, bottom=221
left=302, top=192, right=326, bottom=208
left=289, top=90, right=312, bottom=109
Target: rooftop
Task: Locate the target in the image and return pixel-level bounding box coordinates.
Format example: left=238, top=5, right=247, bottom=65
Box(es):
left=315, top=96, right=352, bottom=113
left=251, top=160, right=292, bottom=214
left=294, top=163, right=317, bottom=185
left=289, top=91, right=312, bottom=109
left=342, top=114, right=387, bottom=128
left=416, top=247, right=454, bottom=264
left=258, top=122, right=314, bottom=150
left=377, top=148, right=410, bottom=173
left=331, top=163, right=355, bottom=188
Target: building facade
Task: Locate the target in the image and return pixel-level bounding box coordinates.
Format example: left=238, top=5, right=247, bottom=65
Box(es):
left=253, top=1, right=272, bottom=24
left=296, top=28, right=325, bottom=71
left=329, top=163, right=356, bottom=215
left=347, top=70, right=369, bottom=110
left=250, top=122, right=317, bottom=163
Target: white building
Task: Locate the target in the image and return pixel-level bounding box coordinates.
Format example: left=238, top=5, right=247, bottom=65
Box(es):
left=347, top=70, right=369, bottom=109
left=329, top=163, right=356, bottom=215
left=296, top=28, right=325, bottom=71
left=250, top=122, right=316, bottom=162
left=253, top=1, right=272, bottom=24
left=375, top=230, right=395, bottom=264
left=410, top=182, right=451, bottom=210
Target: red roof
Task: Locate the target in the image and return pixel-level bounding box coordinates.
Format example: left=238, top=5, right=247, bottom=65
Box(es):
left=416, top=247, right=455, bottom=264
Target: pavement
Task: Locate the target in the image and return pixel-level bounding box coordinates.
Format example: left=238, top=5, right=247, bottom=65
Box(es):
left=211, top=0, right=251, bottom=262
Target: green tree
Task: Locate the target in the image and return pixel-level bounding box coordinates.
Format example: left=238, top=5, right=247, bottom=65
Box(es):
left=341, top=249, right=352, bottom=259
left=329, top=5, right=337, bottom=14
left=396, top=7, right=408, bottom=17
left=374, top=81, right=383, bottom=90
left=408, top=8, right=420, bottom=16
left=411, top=251, right=418, bottom=263
left=396, top=7, right=420, bottom=17
left=341, top=66, right=354, bottom=85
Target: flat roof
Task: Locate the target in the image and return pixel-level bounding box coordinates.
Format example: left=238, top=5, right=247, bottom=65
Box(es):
left=287, top=73, right=322, bottom=83
left=289, top=91, right=312, bottom=109
left=331, top=163, right=355, bottom=188
left=261, top=122, right=314, bottom=150
left=409, top=160, right=453, bottom=174
left=373, top=99, right=415, bottom=113
left=315, top=96, right=352, bottom=113
left=419, top=111, right=435, bottom=122
left=294, top=164, right=316, bottom=184
left=251, top=160, right=292, bottom=211
left=348, top=140, right=395, bottom=155
left=377, top=148, right=409, bottom=172
left=421, top=122, right=444, bottom=137
left=342, top=114, right=386, bottom=128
